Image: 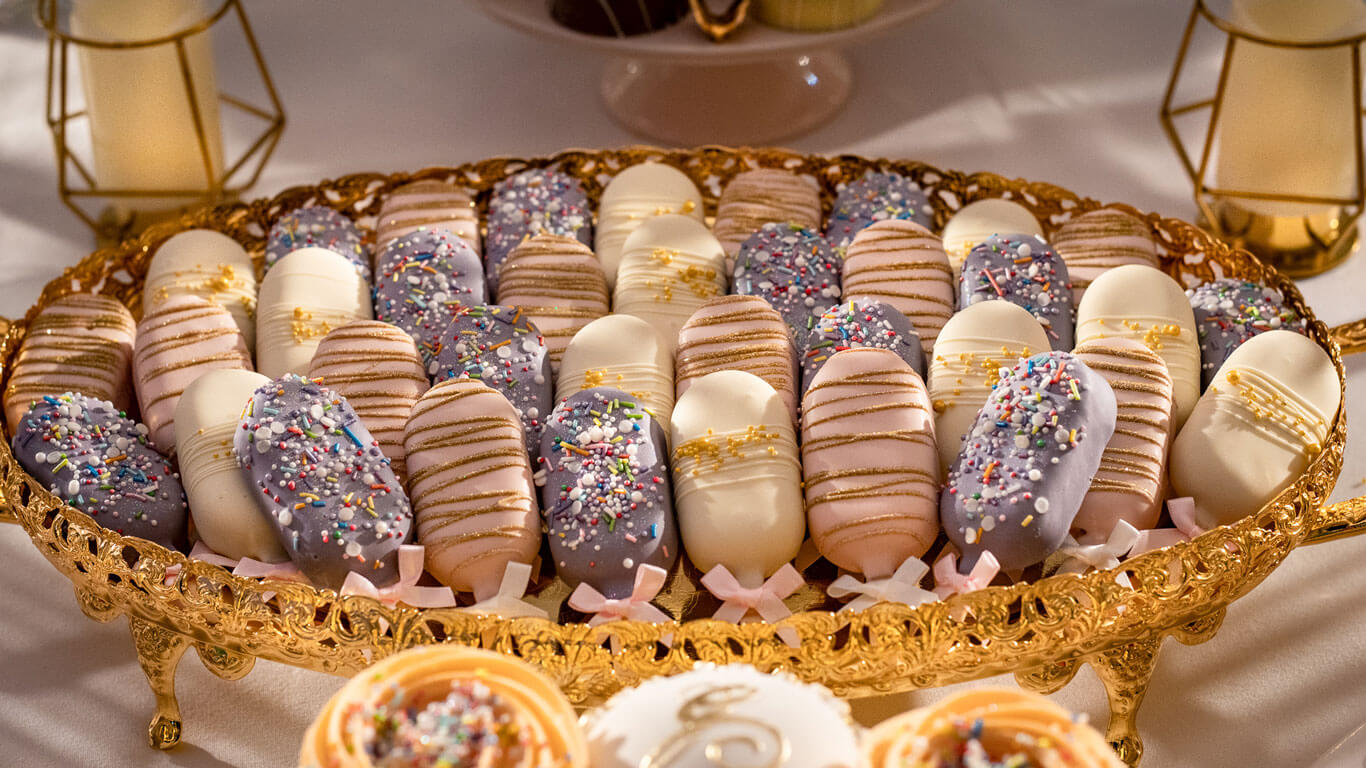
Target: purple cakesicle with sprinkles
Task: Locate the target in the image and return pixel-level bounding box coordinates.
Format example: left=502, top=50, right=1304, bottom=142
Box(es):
left=232, top=374, right=413, bottom=590
left=959, top=233, right=1074, bottom=351
left=940, top=351, right=1116, bottom=572
left=732, top=221, right=842, bottom=348
left=11, top=392, right=189, bottom=551
left=374, top=228, right=486, bottom=368
left=826, top=170, right=934, bottom=253
left=264, top=205, right=370, bottom=281
left=485, top=168, right=593, bottom=292
left=538, top=387, right=678, bottom=599
left=431, top=305, right=553, bottom=464
left=801, top=297, right=925, bottom=392
left=1187, top=277, right=1308, bottom=389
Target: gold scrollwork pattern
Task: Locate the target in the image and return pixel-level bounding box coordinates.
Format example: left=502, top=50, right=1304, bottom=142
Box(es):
left=0, top=147, right=1356, bottom=765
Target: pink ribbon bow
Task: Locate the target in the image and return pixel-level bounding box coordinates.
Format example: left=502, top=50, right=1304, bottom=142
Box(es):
left=828, top=556, right=938, bottom=613
left=340, top=544, right=457, bottom=608
left=1057, top=520, right=1140, bottom=587
left=460, top=562, right=548, bottom=620
left=932, top=550, right=1001, bottom=600
left=568, top=564, right=672, bottom=627
left=700, top=563, right=805, bottom=647
left=162, top=541, right=306, bottom=588
left=1131, top=497, right=1207, bottom=555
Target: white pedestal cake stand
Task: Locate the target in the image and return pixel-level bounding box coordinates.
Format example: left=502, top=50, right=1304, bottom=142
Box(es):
left=478, top=0, right=945, bottom=145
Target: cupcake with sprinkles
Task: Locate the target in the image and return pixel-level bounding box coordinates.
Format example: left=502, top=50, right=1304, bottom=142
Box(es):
left=732, top=221, right=842, bottom=347
left=11, top=392, right=188, bottom=550
left=801, top=297, right=925, bottom=392
left=233, top=374, right=412, bottom=590
left=539, top=387, right=678, bottom=599
left=431, top=305, right=553, bottom=462
left=298, top=644, right=588, bottom=768
left=959, top=233, right=1074, bottom=351
left=374, top=228, right=486, bottom=368
left=826, top=170, right=934, bottom=253
left=485, top=168, right=593, bottom=292
left=940, top=351, right=1116, bottom=572
left=265, top=206, right=370, bottom=281
left=1187, top=277, right=1307, bottom=389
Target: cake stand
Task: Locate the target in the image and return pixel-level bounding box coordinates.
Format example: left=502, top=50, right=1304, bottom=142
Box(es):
left=477, top=0, right=945, bottom=145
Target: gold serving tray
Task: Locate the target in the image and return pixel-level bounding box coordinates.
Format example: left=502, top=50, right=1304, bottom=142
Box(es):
left=2, top=146, right=1364, bottom=766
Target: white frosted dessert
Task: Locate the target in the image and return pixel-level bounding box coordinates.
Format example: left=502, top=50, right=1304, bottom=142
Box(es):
left=595, top=162, right=704, bottom=289
left=254, top=247, right=373, bottom=379
left=613, top=213, right=728, bottom=355
left=143, top=228, right=258, bottom=349
left=558, top=314, right=676, bottom=437
left=940, top=198, right=1044, bottom=272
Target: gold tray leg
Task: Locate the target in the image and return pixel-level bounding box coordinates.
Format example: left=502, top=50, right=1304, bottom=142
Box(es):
left=1090, top=635, right=1163, bottom=766
left=129, top=616, right=191, bottom=750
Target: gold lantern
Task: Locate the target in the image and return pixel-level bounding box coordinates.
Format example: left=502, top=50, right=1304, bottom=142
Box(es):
left=1160, top=0, right=1366, bottom=277
left=39, top=0, right=285, bottom=244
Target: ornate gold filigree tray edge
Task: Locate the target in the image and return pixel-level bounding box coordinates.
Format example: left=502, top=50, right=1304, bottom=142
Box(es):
left=1, top=146, right=1363, bottom=766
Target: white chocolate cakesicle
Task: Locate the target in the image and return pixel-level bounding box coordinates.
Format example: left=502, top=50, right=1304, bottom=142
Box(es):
left=1073, top=337, right=1173, bottom=543
left=308, top=321, right=429, bottom=485
left=676, top=295, right=798, bottom=426
left=255, top=247, right=373, bottom=379
left=1052, top=209, right=1160, bottom=303
left=712, top=168, right=822, bottom=257
left=802, top=348, right=938, bottom=577
left=613, top=214, right=727, bottom=355
left=1075, top=264, right=1199, bottom=428
left=133, top=295, right=252, bottom=453
left=595, top=163, right=704, bottom=289
left=940, top=198, right=1044, bottom=272
left=842, top=218, right=955, bottom=356
left=670, top=370, right=804, bottom=586
left=928, top=301, right=1049, bottom=473
left=374, top=179, right=480, bottom=257
left=144, top=228, right=258, bottom=349
left=1170, top=330, right=1338, bottom=529
left=174, top=370, right=286, bottom=562
left=404, top=378, right=540, bottom=600
left=558, top=314, right=675, bottom=437
left=3, top=294, right=136, bottom=429
left=495, top=233, right=610, bottom=372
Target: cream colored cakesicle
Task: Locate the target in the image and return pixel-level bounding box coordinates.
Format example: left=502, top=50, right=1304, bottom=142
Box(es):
left=842, top=218, right=955, bottom=356
left=558, top=314, right=676, bottom=438
left=254, top=247, right=373, bottom=379
left=670, top=370, right=805, bottom=587
left=1170, top=330, right=1339, bottom=529
left=613, top=214, right=728, bottom=356
left=712, top=168, right=822, bottom=258
left=143, top=228, right=258, bottom=349
left=1075, top=264, right=1199, bottom=428
left=927, top=300, right=1050, bottom=473
left=940, top=198, right=1044, bottom=272
left=174, top=370, right=286, bottom=562
left=595, top=162, right=704, bottom=289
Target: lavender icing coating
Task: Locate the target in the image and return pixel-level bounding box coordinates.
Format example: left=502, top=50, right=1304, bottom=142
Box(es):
left=826, top=171, right=934, bottom=253
left=232, top=374, right=413, bottom=589
left=732, top=222, right=842, bottom=346
left=11, top=392, right=188, bottom=550
left=485, top=169, right=594, bottom=292
left=264, top=206, right=370, bottom=281
left=801, top=298, right=925, bottom=392
left=374, top=228, right=486, bottom=368
left=959, top=233, right=1074, bottom=351
left=1188, top=278, right=1308, bottom=389
left=940, top=351, right=1116, bottom=571
left=538, top=387, right=678, bottom=599
left=430, top=305, right=552, bottom=464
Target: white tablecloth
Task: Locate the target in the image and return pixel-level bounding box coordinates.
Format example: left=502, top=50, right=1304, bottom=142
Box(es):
left=2, top=2, right=1365, bottom=766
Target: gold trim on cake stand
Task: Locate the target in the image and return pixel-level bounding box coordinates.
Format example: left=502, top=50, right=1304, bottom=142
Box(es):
left=2, top=147, right=1364, bottom=766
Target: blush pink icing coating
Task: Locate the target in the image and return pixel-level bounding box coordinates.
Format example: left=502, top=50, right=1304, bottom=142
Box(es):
left=5, top=294, right=136, bottom=430
left=1072, top=338, right=1173, bottom=543
left=801, top=348, right=939, bottom=577
left=375, top=180, right=481, bottom=257
left=842, top=219, right=955, bottom=356
left=133, top=295, right=252, bottom=453
left=404, top=378, right=539, bottom=600
left=675, top=295, right=799, bottom=426
left=308, top=321, right=429, bottom=486
left=495, top=233, right=610, bottom=373
left=1052, top=209, right=1160, bottom=303
left=712, top=168, right=822, bottom=258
